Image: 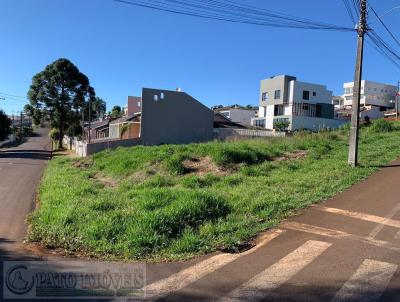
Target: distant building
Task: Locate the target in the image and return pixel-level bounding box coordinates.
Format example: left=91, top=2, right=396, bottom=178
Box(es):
left=332, top=96, right=345, bottom=109
left=214, top=105, right=257, bottom=126
left=342, top=80, right=397, bottom=109
left=123, top=96, right=142, bottom=116
left=334, top=80, right=397, bottom=121
left=252, top=75, right=344, bottom=131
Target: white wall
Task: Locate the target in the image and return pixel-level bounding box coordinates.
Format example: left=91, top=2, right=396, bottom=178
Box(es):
left=228, top=109, right=256, bottom=125
left=361, top=106, right=384, bottom=120
left=290, top=116, right=346, bottom=131
left=258, top=106, right=266, bottom=118
left=265, top=105, right=275, bottom=129
left=291, top=81, right=333, bottom=105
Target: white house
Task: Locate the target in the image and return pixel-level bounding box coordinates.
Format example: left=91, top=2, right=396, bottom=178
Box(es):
left=342, top=80, right=397, bottom=109
left=334, top=80, right=397, bottom=121
left=252, top=75, right=345, bottom=131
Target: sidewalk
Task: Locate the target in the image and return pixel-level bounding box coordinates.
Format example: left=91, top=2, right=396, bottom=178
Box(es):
left=140, top=159, right=400, bottom=301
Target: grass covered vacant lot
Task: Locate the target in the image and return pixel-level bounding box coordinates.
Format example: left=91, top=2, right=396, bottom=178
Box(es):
left=29, top=120, right=400, bottom=261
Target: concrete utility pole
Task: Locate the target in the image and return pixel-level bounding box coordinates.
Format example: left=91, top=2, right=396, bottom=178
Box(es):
left=19, top=112, right=23, bottom=140
left=88, top=98, right=92, bottom=143
left=397, top=80, right=400, bottom=121
left=348, top=0, right=368, bottom=167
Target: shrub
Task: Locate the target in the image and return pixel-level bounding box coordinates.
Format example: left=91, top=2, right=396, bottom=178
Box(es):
left=0, top=110, right=12, bottom=141
left=48, top=128, right=60, bottom=141
left=273, top=120, right=290, bottom=132
left=371, top=119, right=393, bottom=133
left=66, top=124, right=83, bottom=137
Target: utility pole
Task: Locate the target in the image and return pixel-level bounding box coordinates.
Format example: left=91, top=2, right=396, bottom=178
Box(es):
left=397, top=80, right=400, bottom=121
left=348, top=0, right=368, bottom=167
left=19, top=112, right=23, bottom=140
left=88, top=98, right=92, bottom=143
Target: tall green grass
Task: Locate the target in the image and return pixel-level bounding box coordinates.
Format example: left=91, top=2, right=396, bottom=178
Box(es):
left=28, top=120, right=400, bottom=261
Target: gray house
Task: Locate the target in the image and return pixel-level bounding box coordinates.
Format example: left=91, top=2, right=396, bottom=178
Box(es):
left=252, top=75, right=345, bottom=131
left=140, top=88, right=214, bottom=145
left=70, top=88, right=215, bottom=156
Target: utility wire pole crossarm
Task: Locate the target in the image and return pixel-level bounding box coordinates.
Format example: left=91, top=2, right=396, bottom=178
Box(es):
left=348, top=0, right=368, bottom=167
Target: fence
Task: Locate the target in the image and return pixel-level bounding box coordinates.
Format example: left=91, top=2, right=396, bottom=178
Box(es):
left=213, top=128, right=286, bottom=140
left=63, top=136, right=142, bottom=157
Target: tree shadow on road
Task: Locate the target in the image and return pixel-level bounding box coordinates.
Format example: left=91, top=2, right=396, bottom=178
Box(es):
left=0, top=150, right=50, bottom=160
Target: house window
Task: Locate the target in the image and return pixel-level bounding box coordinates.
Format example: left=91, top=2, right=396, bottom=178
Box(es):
left=313, top=92, right=316, bottom=96
left=302, top=104, right=309, bottom=111
left=274, top=90, right=281, bottom=99
left=262, top=92, right=269, bottom=102
left=274, top=105, right=284, bottom=116
left=345, top=88, right=353, bottom=94
left=303, top=90, right=310, bottom=100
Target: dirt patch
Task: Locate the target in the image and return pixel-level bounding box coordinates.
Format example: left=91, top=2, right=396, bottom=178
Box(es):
left=93, top=173, right=118, bottom=188
left=182, top=156, right=230, bottom=176
left=72, top=158, right=93, bottom=168
left=274, top=150, right=308, bottom=162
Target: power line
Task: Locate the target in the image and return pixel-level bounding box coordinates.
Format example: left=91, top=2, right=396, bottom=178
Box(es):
left=365, top=34, right=400, bottom=69
left=114, top=0, right=354, bottom=31
left=368, top=4, right=400, bottom=48
left=0, top=92, right=26, bottom=99
left=342, top=0, right=357, bottom=25
left=366, top=31, right=400, bottom=69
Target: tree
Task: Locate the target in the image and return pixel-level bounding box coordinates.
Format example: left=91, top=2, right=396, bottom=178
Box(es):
left=24, top=104, right=43, bottom=126
left=82, top=97, right=107, bottom=121
left=110, top=105, right=122, bottom=119
left=92, top=97, right=107, bottom=119
left=273, top=120, right=290, bottom=132
left=27, top=58, right=95, bottom=148
left=0, top=110, right=12, bottom=141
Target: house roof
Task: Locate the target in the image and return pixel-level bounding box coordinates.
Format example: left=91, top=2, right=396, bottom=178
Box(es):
left=90, top=119, right=110, bottom=129
left=213, top=112, right=247, bottom=129
left=110, top=112, right=141, bottom=124
left=214, top=105, right=257, bottom=112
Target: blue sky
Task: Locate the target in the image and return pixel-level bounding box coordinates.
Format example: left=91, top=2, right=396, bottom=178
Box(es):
left=1, top=0, right=399, bottom=115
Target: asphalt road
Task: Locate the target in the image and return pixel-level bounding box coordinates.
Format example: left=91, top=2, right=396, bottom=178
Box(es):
left=1, top=128, right=400, bottom=301
left=0, top=128, right=51, bottom=253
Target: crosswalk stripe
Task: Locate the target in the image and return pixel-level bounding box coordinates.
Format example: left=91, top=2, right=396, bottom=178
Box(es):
left=331, top=259, right=397, bottom=302
left=283, top=221, right=400, bottom=252
left=315, top=206, right=400, bottom=229
left=144, top=229, right=284, bottom=299
left=219, top=240, right=332, bottom=302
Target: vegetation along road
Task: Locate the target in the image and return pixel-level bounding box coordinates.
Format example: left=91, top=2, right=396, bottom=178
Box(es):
left=29, top=120, right=400, bottom=261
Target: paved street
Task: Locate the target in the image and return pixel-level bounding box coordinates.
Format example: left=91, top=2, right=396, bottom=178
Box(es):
left=1, top=128, right=400, bottom=301
left=0, top=128, right=51, bottom=254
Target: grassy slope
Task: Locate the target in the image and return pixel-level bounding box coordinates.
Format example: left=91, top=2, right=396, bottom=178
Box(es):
left=28, top=121, right=400, bottom=261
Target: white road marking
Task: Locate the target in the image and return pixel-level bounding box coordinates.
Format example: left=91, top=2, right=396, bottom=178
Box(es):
left=144, top=229, right=284, bottom=299
left=368, top=203, right=400, bottom=239
left=315, top=206, right=400, bottom=230
left=219, top=240, right=331, bottom=302
left=331, top=259, right=397, bottom=302
left=283, top=222, right=400, bottom=252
